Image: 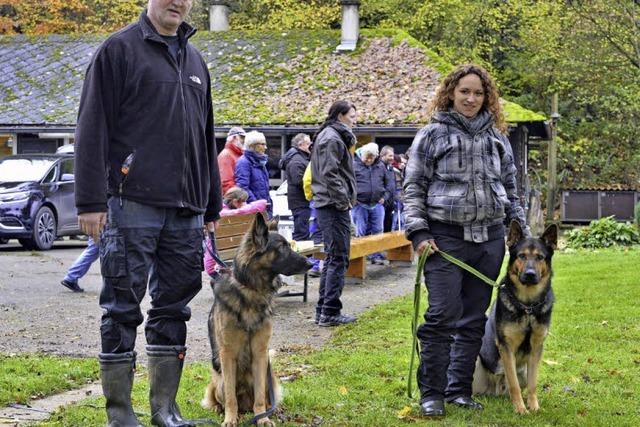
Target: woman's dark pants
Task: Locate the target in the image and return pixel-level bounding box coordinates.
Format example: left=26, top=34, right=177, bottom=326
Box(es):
left=315, top=206, right=351, bottom=316
left=417, top=234, right=505, bottom=402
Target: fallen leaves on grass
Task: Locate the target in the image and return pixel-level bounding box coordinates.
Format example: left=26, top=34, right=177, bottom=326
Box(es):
left=397, top=405, right=421, bottom=422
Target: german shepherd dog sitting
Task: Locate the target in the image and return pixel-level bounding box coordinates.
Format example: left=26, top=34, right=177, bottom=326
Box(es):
left=202, top=214, right=312, bottom=426
left=472, top=221, right=558, bottom=414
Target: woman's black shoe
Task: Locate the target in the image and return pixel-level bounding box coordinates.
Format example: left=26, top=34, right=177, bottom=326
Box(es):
left=448, top=396, right=484, bottom=410
left=420, top=399, right=445, bottom=417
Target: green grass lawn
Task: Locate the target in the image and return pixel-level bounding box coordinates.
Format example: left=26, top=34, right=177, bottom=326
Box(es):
left=5, top=247, right=639, bottom=426
left=0, top=354, right=98, bottom=406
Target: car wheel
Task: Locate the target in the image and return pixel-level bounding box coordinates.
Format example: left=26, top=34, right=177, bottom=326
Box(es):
left=26, top=206, right=57, bottom=250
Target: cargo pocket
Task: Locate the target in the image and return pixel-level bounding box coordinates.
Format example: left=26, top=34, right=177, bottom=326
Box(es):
left=100, top=229, right=127, bottom=278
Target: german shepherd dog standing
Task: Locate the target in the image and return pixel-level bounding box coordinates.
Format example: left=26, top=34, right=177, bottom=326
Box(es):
left=202, top=214, right=312, bottom=426
left=472, top=221, right=558, bottom=414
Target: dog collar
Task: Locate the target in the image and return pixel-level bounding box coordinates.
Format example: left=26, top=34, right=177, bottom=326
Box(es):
left=501, top=285, right=551, bottom=315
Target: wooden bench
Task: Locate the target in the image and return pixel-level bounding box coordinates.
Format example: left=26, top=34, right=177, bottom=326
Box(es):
left=213, top=213, right=311, bottom=301
left=314, top=231, right=413, bottom=279
left=214, top=213, right=261, bottom=263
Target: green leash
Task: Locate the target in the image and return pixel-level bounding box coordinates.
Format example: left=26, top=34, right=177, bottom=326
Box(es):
left=407, top=245, right=500, bottom=398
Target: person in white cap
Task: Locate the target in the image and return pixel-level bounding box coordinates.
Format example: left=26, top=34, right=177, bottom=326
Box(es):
left=218, top=126, right=246, bottom=194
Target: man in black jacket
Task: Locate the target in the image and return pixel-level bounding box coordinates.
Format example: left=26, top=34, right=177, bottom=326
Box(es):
left=280, top=133, right=312, bottom=241
left=74, top=1, right=221, bottom=426
left=380, top=145, right=397, bottom=232
left=280, top=133, right=322, bottom=276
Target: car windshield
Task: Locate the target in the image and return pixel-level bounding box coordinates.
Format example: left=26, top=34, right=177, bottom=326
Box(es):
left=0, top=158, right=56, bottom=182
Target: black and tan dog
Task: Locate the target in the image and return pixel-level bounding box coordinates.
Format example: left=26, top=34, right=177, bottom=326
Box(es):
left=201, top=213, right=311, bottom=426
left=472, top=220, right=558, bottom=414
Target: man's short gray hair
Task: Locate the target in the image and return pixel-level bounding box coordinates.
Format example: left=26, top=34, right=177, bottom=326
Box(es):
left=244, top=131, right=266, bottom=149
left=380, top=145, right=394, bottom=156
left=291, top=133, right=310, bottom=148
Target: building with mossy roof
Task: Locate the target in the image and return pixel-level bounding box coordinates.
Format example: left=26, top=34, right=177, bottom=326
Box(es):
left=0, top=3, right=548, bottom=196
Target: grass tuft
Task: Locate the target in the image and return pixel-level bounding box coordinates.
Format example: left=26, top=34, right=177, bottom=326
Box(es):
left=0, top=354, right=98, bottom=406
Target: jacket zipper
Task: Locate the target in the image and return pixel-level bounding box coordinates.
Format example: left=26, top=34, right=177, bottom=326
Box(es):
left=165, top=41, right=189, bottom=208
left=177, top=47, right=189, bottom=208
left=456, top=135, right=463, bottom=169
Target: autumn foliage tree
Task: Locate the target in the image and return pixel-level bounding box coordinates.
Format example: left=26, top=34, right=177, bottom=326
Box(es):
left=0, top=0, right=144, bottom=35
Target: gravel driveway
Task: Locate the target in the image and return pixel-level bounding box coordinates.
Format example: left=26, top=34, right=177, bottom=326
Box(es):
left=0, top=239, right=415, bottom=363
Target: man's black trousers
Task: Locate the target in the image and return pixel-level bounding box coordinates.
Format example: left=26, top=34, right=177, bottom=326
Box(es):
left=99, top=198, right=203, bottom=354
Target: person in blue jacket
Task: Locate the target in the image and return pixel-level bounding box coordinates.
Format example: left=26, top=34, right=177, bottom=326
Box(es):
left=235, top=131, right=273, bottom=218
left=352, top=142, right=394, bottom=264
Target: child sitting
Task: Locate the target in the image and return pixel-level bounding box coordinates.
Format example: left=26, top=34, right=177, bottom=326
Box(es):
left=204, top=187, right=267, bottom=278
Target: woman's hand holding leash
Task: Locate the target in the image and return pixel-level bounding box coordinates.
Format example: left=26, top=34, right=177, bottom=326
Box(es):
left=416, top=239, right=439, bottom=257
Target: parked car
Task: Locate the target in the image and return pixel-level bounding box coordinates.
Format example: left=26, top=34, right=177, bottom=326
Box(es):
left=0, top=152, right=81, bottom=250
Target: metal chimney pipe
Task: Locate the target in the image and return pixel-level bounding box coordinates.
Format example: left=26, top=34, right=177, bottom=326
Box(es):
left=209, top=0, right=230, bottom=32
left=336, top=0, right=360, bottom=52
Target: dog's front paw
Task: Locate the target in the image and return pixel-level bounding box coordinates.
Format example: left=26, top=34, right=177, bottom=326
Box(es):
left=257, top=417, right=275, bottom=426
left=513, top=402, right=529, bottom=414
left=222, top=418, right=238, bottom=427
left=527, top=395, right=540, bottom=412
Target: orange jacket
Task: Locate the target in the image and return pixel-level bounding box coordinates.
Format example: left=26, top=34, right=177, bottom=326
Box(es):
left=217, top=141, right=243, bottom=194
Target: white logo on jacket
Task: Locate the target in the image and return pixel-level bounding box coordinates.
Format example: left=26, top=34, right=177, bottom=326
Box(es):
left=189, top=75, right=201, bottom=85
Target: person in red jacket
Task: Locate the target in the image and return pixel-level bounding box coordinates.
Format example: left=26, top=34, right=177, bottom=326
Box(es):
left=218, top=127, right=246, bottom=194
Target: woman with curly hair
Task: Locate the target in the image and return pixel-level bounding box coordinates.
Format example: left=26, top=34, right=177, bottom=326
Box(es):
left=403, top=64, right=528, bottom=417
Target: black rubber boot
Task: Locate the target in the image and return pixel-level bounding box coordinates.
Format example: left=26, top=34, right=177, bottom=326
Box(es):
left=99, top=351, right=143, bottom=427
left=147, top=345, right=195, bottom=427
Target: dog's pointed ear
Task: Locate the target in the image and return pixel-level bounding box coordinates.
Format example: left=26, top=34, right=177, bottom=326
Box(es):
left=250, top=213, right=269, bottom=249
left=267, top=217, right=279, bottom=231
left=506, top=220, right=523, bottom=247
left=541, top=223, right=558, bottom=250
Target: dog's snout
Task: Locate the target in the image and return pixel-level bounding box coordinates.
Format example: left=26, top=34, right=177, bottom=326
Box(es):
left=521, top=269, right=539, bottom=284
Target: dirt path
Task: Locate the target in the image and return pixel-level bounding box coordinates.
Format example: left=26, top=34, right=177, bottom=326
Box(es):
left=0, top=239, right=415, bottom=362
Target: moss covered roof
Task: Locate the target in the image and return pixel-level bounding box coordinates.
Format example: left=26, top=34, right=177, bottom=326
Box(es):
left=0, top=28, right=544, bottom=128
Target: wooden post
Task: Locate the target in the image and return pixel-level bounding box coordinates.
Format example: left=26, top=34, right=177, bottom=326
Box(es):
left=546, top=93, right=559, bottom=222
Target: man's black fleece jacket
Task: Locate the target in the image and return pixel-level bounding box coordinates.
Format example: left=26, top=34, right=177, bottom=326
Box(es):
left=74, top=12, right=222, bottom=222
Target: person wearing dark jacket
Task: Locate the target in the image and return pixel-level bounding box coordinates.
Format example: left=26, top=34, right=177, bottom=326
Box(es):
left=280, top=133, right=322, bottom=276
left=74, top=1, right=221, bottom=426
left=310, top=100, right=358, bottom=327
left=379, top=145, right=397, bottom=232
left=403, top=64, right=529, bottom=417
left=352, top=142, right=393, bottom=264
left=391, top=154, right=408, bottom=230
left=235, top=131, right=273, bottom=218
left=279, top=133, right=312, bottom=240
